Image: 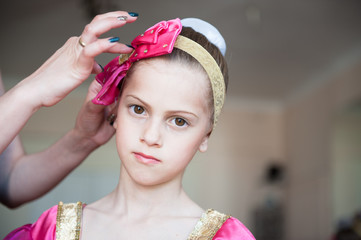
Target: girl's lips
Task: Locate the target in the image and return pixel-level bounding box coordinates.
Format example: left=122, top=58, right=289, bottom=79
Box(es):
left=134, top=152, right=161, bottom=164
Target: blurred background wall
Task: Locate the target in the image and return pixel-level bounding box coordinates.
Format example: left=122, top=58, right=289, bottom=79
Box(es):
left=1, top=0, right=361, bottom=239
left=285, top=61, right=361, bottom=240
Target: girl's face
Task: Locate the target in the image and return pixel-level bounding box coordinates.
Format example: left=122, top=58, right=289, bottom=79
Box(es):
left=114, top=58, right=212, bottom=186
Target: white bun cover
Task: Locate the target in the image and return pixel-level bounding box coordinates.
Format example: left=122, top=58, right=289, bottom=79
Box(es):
left=181, top=18, right=226, bottom=56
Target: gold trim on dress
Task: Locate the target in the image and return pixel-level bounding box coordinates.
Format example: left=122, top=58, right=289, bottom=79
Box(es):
left=56, top=201, right=83, bottom=240
left=55, top=203, right=228, bottom=240
left=187, top=209, right=230, bottom=240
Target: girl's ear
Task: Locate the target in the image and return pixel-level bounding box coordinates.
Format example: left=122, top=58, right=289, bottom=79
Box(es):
left=198, top=135, right=209, bottom=153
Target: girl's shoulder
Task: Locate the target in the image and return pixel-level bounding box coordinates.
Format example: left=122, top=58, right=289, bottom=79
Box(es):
left=188, top=209, right=255, bottom=240
left=4, top=204, right=58, bottom=240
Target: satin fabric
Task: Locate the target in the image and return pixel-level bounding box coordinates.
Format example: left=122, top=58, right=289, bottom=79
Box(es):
left=4, top=205, right=57, bottom=240
left=213, top=217, right=255, bottom=240
left=4, top=205, right=255, bottom=240
left=93, top=18, right=182, bottom=105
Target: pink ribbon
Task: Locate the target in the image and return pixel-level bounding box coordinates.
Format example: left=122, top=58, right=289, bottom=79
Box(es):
left=92, top=18, right=182, bottom=105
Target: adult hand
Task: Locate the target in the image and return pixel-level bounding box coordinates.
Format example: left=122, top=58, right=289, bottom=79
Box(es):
left=0, top=10, right=137, bottom=160
left=73, top=79, right=117, bottom=149
left=19, top=11, right=137, bottom=109
left=0, top=80, right=117, bottom=208
left=0, top=11, right=138, bottom=207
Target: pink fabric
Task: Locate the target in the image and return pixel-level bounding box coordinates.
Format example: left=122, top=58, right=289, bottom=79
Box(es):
left=93, top=18, right=182, bottom=105
left=4, top=205, right=255, bottom=239
left=4, top=205, right=57, bottom=240
left=213, top=217, right=256, bottom=240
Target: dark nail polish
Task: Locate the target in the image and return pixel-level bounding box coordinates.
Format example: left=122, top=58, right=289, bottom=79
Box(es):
left=128, top=12, right=139, bottom=17
left=109, top=37, right=120, bottom=43
left=98, top=63, right=104, bottom=72
left=126, top=44, right=135, bottom=49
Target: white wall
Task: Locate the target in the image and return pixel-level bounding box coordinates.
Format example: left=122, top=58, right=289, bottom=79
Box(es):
left=332, top=106, right=361, bottom=225
left=284, top=60, right=361, bottom=240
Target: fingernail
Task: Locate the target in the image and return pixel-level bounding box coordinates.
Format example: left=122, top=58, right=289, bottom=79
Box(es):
left=109, top=37, right=120, bottom=43
left=126, top=44, right=135, bottom=49
left=98, top=63, right=104, bottom=72
left=117, top=16, right=128, bottom=21
left=128, top=12, right=139, bottom=17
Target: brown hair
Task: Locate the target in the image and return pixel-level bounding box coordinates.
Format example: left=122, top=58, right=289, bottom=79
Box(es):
left=171, top=27, right=228, bottom=91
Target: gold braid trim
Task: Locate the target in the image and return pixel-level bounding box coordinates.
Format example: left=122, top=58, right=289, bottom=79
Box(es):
left=174, top=35, right=225, bottom=127
left=187, top=209, right=230, bottom=240
left=56, top=201, right=82, bottom=240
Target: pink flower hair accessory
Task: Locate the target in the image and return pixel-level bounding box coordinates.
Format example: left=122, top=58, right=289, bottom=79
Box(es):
left=92, top=18, right=182, bottom=105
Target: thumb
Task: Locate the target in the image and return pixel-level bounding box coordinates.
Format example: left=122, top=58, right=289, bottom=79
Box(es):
left=92, top=62, right=104, bottom=75
left=86, top=79, right=118, bottom=115
left=84, top=79, right=107, bottom=113
left=86, top=79, right=102, bottom=101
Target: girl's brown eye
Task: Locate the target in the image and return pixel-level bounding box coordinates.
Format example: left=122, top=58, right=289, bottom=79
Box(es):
left=174, top=118, right=186, bottom=127
left=132, top=105, right=144, bottom=114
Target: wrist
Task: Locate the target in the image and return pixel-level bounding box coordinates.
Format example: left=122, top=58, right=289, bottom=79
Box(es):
left=13, top=75, right=44, bottom=112
left=67, top=128, right=100, bottom=154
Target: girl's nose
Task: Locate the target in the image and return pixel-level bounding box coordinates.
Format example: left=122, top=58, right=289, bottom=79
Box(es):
left=140, top=118, right=163, bottom=147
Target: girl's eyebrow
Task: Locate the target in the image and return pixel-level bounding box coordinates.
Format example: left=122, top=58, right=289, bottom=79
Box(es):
left=125, top=95, right=150, bottom=108
left=125, top=94, right=198, bottom=119
left=165, top=110, right=198, bottom=119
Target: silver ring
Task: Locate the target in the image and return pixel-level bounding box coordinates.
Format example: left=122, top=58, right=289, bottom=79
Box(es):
left=117, top=16, right=128, bottom=21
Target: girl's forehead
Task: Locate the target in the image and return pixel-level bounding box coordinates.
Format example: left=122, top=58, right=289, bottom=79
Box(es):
left=128, top=58, right=208, bottom=89
left=123, top=58, right=211, bottom=107
left=132, top=58, right=192, bottom=75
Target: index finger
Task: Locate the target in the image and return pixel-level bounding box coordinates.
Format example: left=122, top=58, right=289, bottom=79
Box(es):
left=90, top=11, right=138, bottom=22
left=80, top=11, right=138, bottom=44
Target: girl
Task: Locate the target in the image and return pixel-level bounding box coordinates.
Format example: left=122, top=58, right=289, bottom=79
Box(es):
left=5, top=12, right=255, bottom=240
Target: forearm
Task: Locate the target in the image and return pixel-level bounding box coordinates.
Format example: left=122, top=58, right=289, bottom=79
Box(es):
left=3, top=129, right=99, bottom=208
left=0, top=77, right=41, bottom=154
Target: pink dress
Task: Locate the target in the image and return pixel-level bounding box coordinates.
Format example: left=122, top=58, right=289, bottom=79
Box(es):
left=4, top=203, right=255, bottom=240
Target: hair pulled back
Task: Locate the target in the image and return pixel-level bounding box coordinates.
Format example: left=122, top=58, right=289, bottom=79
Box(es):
left=166, top=27, right=228, bottom=91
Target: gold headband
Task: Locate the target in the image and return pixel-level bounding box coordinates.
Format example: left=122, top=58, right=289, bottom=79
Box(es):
left=174, top=35, right=225, bottom=126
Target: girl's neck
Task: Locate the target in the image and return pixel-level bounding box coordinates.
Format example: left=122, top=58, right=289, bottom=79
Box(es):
left=96, top=166, right=199, bottom=219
